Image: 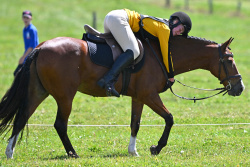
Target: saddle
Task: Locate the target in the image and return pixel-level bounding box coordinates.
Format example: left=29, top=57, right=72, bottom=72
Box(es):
left=82, top=24, right=145, bottom=95
left=83, top=24, right=144, bottom=66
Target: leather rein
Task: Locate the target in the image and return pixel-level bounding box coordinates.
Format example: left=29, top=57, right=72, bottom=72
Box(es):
left=145, top=39, right=242, bottom=102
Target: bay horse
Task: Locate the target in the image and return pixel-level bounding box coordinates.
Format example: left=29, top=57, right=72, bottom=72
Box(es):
left=0, top=34, right=244, bottom=159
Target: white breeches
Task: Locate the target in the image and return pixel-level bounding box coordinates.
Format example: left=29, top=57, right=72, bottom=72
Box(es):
left=104, top=9, right=140, bottom=59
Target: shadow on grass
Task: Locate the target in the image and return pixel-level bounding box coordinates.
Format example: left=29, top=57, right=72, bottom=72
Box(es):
left=42, top=155, right=69, bottom=160
left=101, top=152, right=130, bottom=158
left=42, top=152, right=130, bottom=160
left=80, top=152, right=131, bottom=158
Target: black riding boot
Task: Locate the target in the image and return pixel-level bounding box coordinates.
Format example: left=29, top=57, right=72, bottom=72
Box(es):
left=97, top=49, right=134, bottom=97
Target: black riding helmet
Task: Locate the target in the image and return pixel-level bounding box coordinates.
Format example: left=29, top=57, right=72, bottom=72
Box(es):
left=169, top=11, right=192, bottom=37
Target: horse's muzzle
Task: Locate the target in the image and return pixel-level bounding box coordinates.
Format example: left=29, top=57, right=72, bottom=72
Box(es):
left=228, top=79, right=245, bottom=96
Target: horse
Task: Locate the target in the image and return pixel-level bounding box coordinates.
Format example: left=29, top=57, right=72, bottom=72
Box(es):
left=0, top=33, right=244, bottom=159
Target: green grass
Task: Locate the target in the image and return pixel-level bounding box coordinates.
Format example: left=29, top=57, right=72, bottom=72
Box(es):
left=0, top=125, right=249, bottom=166
left=0, top=0, right=249, bottom=166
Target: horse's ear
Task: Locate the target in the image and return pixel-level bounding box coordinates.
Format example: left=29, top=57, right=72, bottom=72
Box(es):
left=221, top=37, right=234, bottom=51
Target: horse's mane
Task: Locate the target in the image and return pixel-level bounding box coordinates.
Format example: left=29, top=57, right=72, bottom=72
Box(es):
left=170, top=35, right=218, bottom=47
left=186, top=36, right=218, bottom=45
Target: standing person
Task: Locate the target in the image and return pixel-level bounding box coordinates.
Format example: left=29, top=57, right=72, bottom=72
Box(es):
left=14, top=10, right=39, bottom=76
left=97, top=9, right=192, bottom=97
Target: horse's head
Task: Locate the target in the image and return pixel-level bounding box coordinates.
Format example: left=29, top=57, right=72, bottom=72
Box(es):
left=210, top=37, right=244, bottom=96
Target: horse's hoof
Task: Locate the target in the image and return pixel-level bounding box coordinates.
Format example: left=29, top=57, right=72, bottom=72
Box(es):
left=5, top=146, right=14, bottom=159
left=150, top=145, right=159, bottom=155
left=129, top=151, right=140, bottom=157
left=68, top=151, right=79, bottom=158
left=5, top=150, right=13, bottom=159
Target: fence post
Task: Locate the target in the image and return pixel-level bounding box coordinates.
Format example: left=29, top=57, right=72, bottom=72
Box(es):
left=185, top=0, right=189, bottom=10
left=237, top=0, right=241, bottom=15
left=166, top=0, right=170, bottom=7
left=93, top=11, right=97, bottom=29
left=208, top=0, right=213, bottom=14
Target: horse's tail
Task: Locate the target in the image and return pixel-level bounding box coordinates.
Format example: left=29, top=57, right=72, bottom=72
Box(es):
left=0, top=48, right=40, bottom=139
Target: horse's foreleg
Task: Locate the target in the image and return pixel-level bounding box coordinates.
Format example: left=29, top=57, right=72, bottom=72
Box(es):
left=128, top=98, right=144, bottom=156
left=144, top=94, right=174, bottom=155
left=54, top=99, right=79, bottom=158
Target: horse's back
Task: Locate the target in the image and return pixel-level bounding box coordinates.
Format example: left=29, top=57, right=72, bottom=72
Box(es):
left=35, top=37, right=108, bottom=97
left=38, top=37, right=87, bottom=55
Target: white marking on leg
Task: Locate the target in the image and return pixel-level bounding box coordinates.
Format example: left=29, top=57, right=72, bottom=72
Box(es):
left=128, top=135, right=139, bottom=156
left=5, top=133, right=19, bottom=159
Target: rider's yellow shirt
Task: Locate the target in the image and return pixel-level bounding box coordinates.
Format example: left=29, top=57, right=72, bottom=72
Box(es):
left=124, top=8, right=174, bottom=74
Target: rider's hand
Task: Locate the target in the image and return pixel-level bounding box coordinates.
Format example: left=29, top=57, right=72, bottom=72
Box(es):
left=169, top=78, right=175, bottom=83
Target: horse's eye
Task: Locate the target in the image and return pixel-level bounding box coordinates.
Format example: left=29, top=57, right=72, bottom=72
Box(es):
left=227, top=59, right=234, bottom=67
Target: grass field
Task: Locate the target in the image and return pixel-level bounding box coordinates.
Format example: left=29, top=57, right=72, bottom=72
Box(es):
left=0, top=0, right=249, bottom=166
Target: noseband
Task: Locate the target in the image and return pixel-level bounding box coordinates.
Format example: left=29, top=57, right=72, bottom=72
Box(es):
left=217, top=44, right=242, bottom=91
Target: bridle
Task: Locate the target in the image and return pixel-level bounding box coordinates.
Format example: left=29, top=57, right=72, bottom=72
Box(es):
left=217, top=44, right=242, bottom=91
left=145, top=38, right=242, bottom=102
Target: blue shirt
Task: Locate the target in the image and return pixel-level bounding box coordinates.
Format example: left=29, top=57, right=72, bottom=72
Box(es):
left=23, top=23, right=39, bottom=52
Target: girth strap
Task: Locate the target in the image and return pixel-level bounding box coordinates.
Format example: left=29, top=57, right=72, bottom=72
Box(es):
left=120, top=69, right=131, bottom=95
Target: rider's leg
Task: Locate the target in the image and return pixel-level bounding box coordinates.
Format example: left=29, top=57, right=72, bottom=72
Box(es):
left=103, top=9, right=140, bottom=59
left=97, top=49, right=134, bottom=97
left=97, top=10, right=140, bottom=97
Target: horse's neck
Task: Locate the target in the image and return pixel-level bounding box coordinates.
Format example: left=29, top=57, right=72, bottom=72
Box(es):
left=171, top=38, right=217, bottom=75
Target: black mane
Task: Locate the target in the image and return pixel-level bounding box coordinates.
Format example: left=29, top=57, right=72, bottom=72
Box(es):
left=187, top=36, right=218, bottom=45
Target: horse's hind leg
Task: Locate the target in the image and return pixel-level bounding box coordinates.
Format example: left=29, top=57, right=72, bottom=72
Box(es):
left=5, top=133, right=19, bottom=159
left=6, top=91, right=48, bottom=159
left=36, top=49, right=80, bottom=158
left=128, top=98, right=144, bottom=156
left=54, top=96, right=79, bottom=158
left=5, top=62, right=48, bottom=159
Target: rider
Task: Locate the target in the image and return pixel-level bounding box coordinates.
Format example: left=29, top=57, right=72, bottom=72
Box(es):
left=97, top=9, right=192, bottom=97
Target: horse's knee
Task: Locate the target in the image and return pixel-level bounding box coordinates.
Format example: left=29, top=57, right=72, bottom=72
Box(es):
left=54, top=119, right=67, bottom=133
left=165, top=113, right=174, bottom=127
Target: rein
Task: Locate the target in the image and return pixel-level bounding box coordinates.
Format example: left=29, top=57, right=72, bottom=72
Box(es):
left=145, top=38, right=240, bottom=103
left=169, top=80, right=227, bottom=103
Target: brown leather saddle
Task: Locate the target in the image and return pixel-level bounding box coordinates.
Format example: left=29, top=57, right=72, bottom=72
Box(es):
left=83, top=24, right=144, bottom=65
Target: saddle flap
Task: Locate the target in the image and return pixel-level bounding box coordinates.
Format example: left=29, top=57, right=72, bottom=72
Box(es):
left=135, top=39, right=144, bottom=64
